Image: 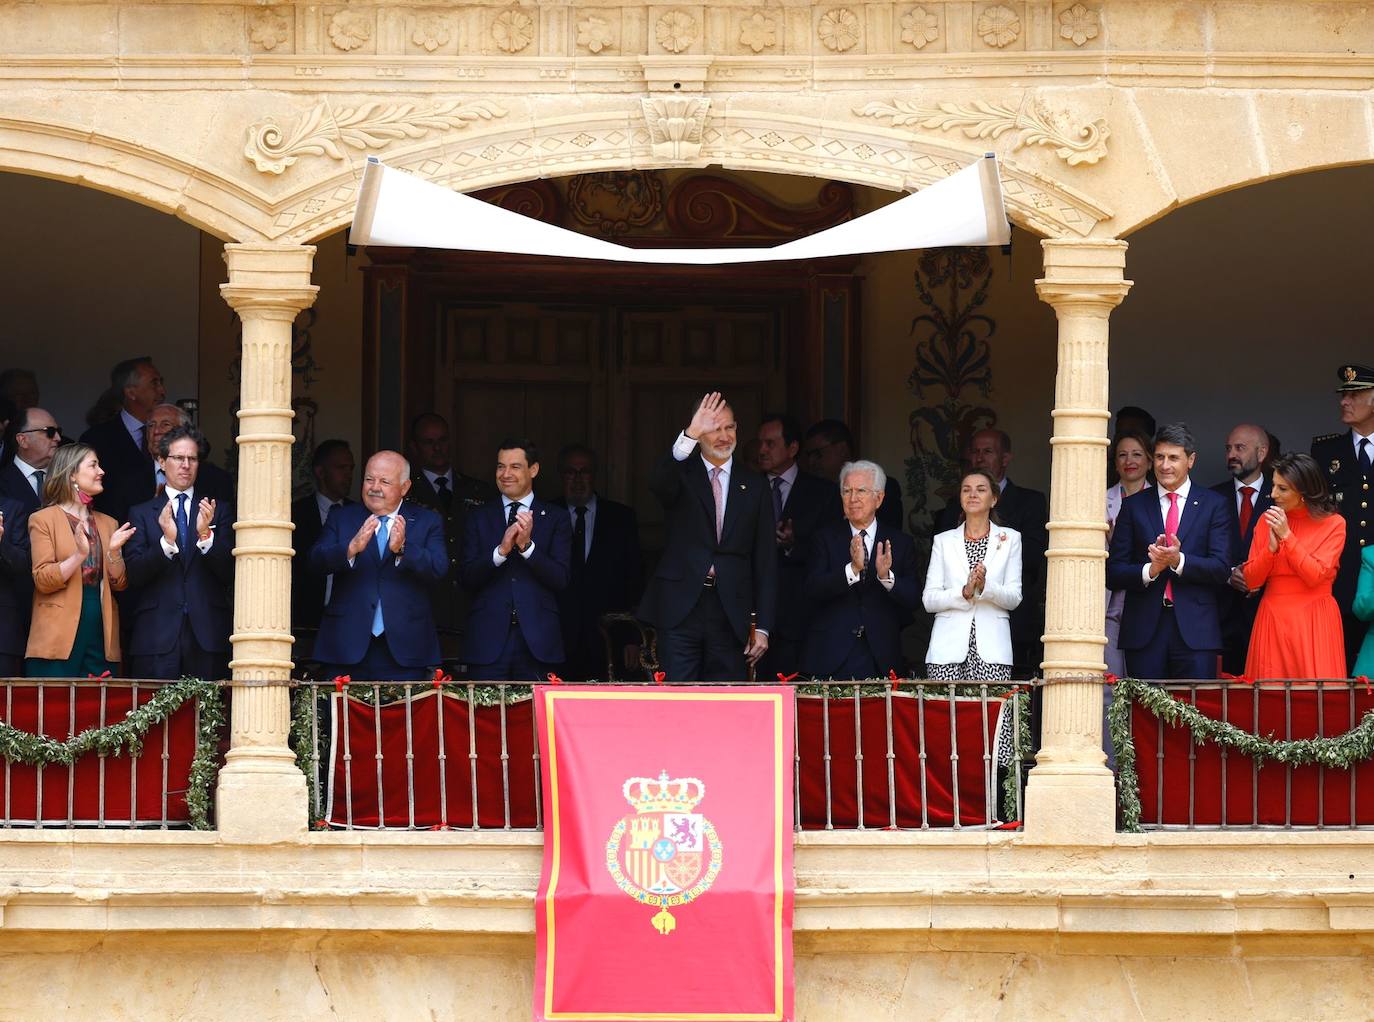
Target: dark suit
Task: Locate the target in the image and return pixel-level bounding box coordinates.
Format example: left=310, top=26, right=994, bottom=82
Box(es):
left=877, top=475, right=904, bottom=531
left=459, top=496, right=571, bottom=679
left=1210, top=476, right=1274, bottom=675
left=291, top=494, right=354, bottom=635
left=938, top=478, right=1047, bottom=672
left=111, top=459, right=236, bottom=536
left=638, top=448, right=777, bottom=681
left=80, top=415, right=154, bottom=523
left=0, top=495, right=32, bottom=676
left=761, top=470, right=841, bottom=678
left=1107, top=482, right=1232, bottom=679
left=122, top=491, right=235, bottom=680
left=405, top=470, right=498, bottom=654
left=309, top=500, right=448, bottom=678
left=0, top=460, right=42, bottom=517
left=1313, top=431, right=1374, bottom=671
left=551, top=495, right=642, bottom=682
left=801, top=520, right=919, bottom=678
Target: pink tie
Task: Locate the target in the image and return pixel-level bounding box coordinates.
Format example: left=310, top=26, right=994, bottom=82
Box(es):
left=1164, top=491, right=1180, bottom=602
left=709, top=466, right=724, bottom=541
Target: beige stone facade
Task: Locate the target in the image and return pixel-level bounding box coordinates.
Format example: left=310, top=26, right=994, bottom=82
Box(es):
left=3, top=0, right=1374, bottom=1016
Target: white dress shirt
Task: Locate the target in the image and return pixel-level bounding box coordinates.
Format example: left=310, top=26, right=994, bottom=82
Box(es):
left=1353, top=428, right=1374, bottom=461
left=672, top=432, right=732, bottom=520
left=14, top=456, right=44, bottom=499
left=493, top=493, right=537, bottom=565
left=843, top=520, right=895, bottom=590
left=1143, top=477, right=1192, bottom=585
left=566, top=493, right=597, bottom=562
left=159, top=485, right=215, bottom=558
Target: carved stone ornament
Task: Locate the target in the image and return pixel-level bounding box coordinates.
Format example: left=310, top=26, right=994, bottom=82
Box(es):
left=568, top=172, right=666, bottom=236
left=1059, top=3, right=1100, bottom=46
left=248, top=10, right=291, bottom=52
left=739, top=11, right=777, bottom=53
left=976, top=4, right=1021, bottom=47
left=492, top=8, right=534, bottom=53
left=900, top=6, right=939, bottom=50
left=577, top=15, right=614, bottom=54
left=818, top=8, right=861, bottom=52
left=656, top=10, right=698, bottom=54
left=855, top=97, right=1109, bottom=166
left=328, top=10, right=372, bottom=51
left=244, top=100, right=507, bottom=175
left=411, top=14, right=452, bottom=53
left=640, top=97, right=710, bottom=162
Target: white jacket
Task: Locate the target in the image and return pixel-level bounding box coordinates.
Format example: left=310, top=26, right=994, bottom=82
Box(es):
left=922, top=525, right=1023, bottom=667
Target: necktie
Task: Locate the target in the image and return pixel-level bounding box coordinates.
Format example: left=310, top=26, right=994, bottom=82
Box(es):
left=1164, top=491, right=1180, bottom=602
left=572, top=505, right=587, bottom=575
left=176, top=493, right=192, bottom=565
left=1360, top=438, right=1372, bottom=475
left=771, top=476, right=784, bottom=522
left=434, top=474, right=452, bottom=513
left=372, top=516, right=389, bottom=636
left=709, top=467, right=724, bottom=541
left=32, top=470, right=44, bottom=499
left=1238, top=485, right=1255, bottom=539
left=507, top=500, right=521, bottom=527
left=858, top=528, right=869, bottom=575
left=134, top=425, right=144, bottom=451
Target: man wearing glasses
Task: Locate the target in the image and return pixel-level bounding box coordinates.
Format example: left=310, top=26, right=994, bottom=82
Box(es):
left=0, top=407, right=63, bottom=514
left=800, top=419, right=904, bottom=531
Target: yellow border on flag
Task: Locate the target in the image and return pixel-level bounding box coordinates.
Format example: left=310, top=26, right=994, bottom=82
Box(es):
left=542, top=690, right=787, bottom=1022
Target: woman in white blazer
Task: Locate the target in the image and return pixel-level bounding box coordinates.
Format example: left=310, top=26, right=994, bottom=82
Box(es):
left=923, top=469, right=1022, bottom=681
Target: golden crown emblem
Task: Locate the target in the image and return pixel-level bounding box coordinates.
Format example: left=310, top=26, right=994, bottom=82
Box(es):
left=1345, top=366, right=1358, bottom=382
left=622, top=770, right=706, bottom=815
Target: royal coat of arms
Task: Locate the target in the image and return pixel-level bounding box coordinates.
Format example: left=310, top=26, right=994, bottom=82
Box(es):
left=606, top=771, right=723, bottom=935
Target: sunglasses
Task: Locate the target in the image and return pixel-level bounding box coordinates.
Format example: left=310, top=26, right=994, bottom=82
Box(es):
left=17, top=426, right=62, bottom=439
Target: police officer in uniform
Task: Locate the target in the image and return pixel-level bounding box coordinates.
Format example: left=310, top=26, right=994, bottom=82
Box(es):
left=1311, top=363, right=1374, bottom=673
left=405, top=412, right=498, bottom=665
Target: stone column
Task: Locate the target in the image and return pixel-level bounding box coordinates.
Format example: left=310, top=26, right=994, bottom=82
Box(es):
left=216, top=243, right=318, bottom=842
left=1023, top=238, right=1132, bottom=844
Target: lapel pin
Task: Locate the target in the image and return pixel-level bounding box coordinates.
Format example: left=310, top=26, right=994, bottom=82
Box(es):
left=739, top=483, right=746, bottom=490
left=1331, top=460, right=1341, bottom=473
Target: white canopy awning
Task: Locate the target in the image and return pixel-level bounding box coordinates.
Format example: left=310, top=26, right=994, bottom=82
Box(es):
left=348, top=154, right=1011, bottom=263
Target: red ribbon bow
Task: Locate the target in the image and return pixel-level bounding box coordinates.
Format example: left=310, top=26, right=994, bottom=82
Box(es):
left=85, top=670, right=112, bottom=679
left=332, top=674, right=350, bottom=693
left=1104, top=673, right=1119, bottom=686
left=432, top=668, right=451, bottom=688
left=776, top=672, right=799, bottom=683
left=887, top=669, right=902, bottom=689
left=546, top=672, right=564, bottom=686
left=1358, top=675, right=1372, bottom=695
left=1219, top=671, right=1256, bottom=685
left=652, top=671, right=666, bottom=685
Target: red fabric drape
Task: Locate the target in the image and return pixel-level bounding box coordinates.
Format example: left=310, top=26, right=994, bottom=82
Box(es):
left=0, top=684, right=198, bottom=825
left=1133, top=684, right=1374, bottom=827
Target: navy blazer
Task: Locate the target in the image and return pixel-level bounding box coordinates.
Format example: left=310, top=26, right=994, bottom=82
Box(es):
left=459, top=497, right=571, bottom=666
left=638, top=451, right=778, bottom=641
left=1107, top=483, right=1233, bottom=652
left=80, top=415, right=154, bottom=524
left=551, top=496, right=642, bottom=667
left=801, top=520, right=919, bottom=677
left=1210, top=476, right=1274, bottom=664
left=0, top=495, right=32, bottom=659
left=0, top=461, right=41, bottom=517
left=309, top=500, right=447, bottom=669
left=122, top=491, right=235, bottom=658
left=772, top=472, right=843, bottom=643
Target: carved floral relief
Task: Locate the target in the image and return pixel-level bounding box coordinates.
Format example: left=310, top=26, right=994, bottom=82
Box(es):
left=900, top=6, right=939, bottom=50
left=1058, top=3, right=1101, bottom=46
left=818, top=8, right=861, bottom=52
left=247, top=10, right=291, bottom=52
left=411, top=14, right=453, bottom=53
left=327, top=10, right=372, bottom=51
left=577, top=14, right=615, bottom=54
left=739, top=11, right=777, bottom=53
left=492, top=8, right=534, bottom=53
left=656, top=10, right=698, bottom=53
left=976, top=4, right=1021, bottom=47
left=641, top=97, right=710, bottom=162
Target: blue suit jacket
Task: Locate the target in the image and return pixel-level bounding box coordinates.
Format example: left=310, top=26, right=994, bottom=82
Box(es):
left=309, top=500, right=447, bottom=669
left=459, top=497, right=571, bottom=666
left=122, top=492, right=235, bottom=656
left=1107, top=483, right=1233, bottom=652
left=0, top=496, right=32, bottom=659
left=801, top=520, right=919, bottom=677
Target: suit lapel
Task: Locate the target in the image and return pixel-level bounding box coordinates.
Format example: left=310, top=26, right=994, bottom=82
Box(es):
left=687, top=457, right=717, bottom=533
left=1173, top=487, right=1204, bottom=546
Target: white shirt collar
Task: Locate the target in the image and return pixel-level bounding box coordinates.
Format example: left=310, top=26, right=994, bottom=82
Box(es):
left=769, top=462, right=799, bottom=488
left=502, top=492, right=533, bottom=510
left=376, top=502, right=403, bottom=521
left=1159, top=477, right=1192, bottom=502
left=848, top=519, right=877, bottom=537
left=120, top=408, right=145, bottom=441
left=701, top=454, right=732, bottom=477
left=424, top=468, right=452, bottom=487
left=997, top=476, right=1009, bottom=493
left=1233, top=474, right=1264, bottom=493
left=164, top=484, right=195, bottom=505
left=14, top=456, right=41, bottom=482
left=315, top=491, right=343, bottom=521
left=1353, top=428, right=1374, bottom=448
left=570, top=493, right=598, bottom=515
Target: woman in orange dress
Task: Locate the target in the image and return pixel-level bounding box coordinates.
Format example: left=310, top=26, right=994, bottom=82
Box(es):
left=1242, top=452, right=1346, bottom=679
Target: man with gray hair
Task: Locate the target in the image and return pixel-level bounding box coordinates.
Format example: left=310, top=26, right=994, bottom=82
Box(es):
left=801, top=460, right=919, bottom=678
left=80, top=356, right=166, bottom=521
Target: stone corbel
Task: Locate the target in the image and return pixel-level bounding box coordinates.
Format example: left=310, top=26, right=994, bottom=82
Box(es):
left=640, top=96, right=710, bottom=163
left=638, top=55, right=714, bottom=93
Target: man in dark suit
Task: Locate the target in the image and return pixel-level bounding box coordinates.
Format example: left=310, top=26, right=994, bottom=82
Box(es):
left=121, top=427, right=234, bottom=680
left=801, top=419, right=903, bottom=530
left=1313, top=362, right=1374, bottom=672
left=1108, top=423, right=1233, bottom=680
left=802, top=461, right=919, bottom=678
left=405, top=412, right=498, bottom=659
left=755, top=413, right=841, bottom=678
left=640, top=393, right=777, bottom=681
left=291, top=439, right=355, bottom=638
left=459, top=438, right=571, bottom=681
left=106, top=403, right=235, bottom=516
left=0, top=406, right=61, bottom=515
left=1211, top=423, right=1274, bottom=675
left=79, top=357, right=165, bottom=523
left=0, top=495, right=32, bottom=677
left=309, top=451, right=448, bottom=680
left=936, top=429, right=1048, bottom=676
left=551, top=443, right=642, bottom=681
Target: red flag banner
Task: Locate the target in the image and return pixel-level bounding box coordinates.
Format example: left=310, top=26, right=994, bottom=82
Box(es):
left=535, top=685, right=795, bottom=1022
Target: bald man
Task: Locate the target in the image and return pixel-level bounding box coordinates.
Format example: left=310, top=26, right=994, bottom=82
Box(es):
left=309, top=450, right=448, bottom=679
left=1210, top=423, right=1274, bottom=675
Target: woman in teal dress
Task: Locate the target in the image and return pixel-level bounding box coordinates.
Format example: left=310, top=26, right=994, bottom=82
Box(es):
left=1354, top=546, right=1374, bottom=677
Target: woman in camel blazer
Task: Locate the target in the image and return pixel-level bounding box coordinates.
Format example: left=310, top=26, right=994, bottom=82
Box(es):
left=923, top=469, right=1022, bottom=681
left=26, top=443, right=136, bottom=676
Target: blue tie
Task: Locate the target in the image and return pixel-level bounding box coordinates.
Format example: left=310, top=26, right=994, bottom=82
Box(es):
left=175, top=494, right=191, bottom=565
left=372, top=516, right=389, bottom=636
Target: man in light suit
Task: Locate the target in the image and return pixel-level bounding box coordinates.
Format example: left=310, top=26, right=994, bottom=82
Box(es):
left=639, top=392, right=776, bottom=681
left=0, top=494, right=32, bottom=677
left=122, top=427, right=234, bottom=680
left=79, top=357, right=165, bottom=523
left=459, top=438, right=571, bottom=681
left=1211, top=423, right=1274, bottom=675
left=309, top=451, right=448, bottom=680
left=1108, top=423, right=1233, bottom=680
left=802, top=461, right=918, bottom=678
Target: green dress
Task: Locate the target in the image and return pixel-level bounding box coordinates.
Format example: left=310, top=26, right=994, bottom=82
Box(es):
left=1354, top=546, right=1374, bottom=678
left=25, top=513, right=118, bottom=678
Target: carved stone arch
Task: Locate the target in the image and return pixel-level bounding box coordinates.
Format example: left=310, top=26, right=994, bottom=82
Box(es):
left=0, top=116, right=278, bottom=243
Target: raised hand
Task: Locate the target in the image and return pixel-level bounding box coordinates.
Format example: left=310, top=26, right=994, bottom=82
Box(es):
left=109, top=522, right=137, bottom=552
left=158, top=500, right=178, bottom=544
left=849, top=532, right=866, bottom=575
left=686, top=392, right=728, bottom=441
left=1263, top=505, right=1290, bottom=542
left=874, top=539, right=893, bottom=579
left=72, top=520, right=91, bottom=560
left=196, top=498, right=216, bottom=537
left=498, top=518, right=522, bottom=557
left=388, top=512, right=407, bottom=554
left=513, top=508, right=535, bottom=551
left=347, top=514, right=381, bottom=560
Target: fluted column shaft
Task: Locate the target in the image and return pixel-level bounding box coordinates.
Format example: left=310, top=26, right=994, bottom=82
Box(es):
left=1023, top=238, right=1132, bottom=845
left=216, top=243, right=318, bottom=842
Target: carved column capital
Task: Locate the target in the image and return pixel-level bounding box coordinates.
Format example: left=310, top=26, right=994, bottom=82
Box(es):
left=1035, top=238, right=1132, bottom=312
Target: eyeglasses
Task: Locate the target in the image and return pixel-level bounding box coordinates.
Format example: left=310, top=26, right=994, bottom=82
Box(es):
left=17, top=426, right=61, bottom=439
left=840, top=487, right=875, bottom=499
left=164, top=454, right=199, bottom=465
